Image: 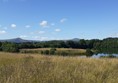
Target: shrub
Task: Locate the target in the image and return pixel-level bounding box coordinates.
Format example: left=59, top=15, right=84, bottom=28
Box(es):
left=60, top=51, right=68, bottom=56
left=0, top=47, right=2, bottom=51
left=50, top=48, right=56, bottom=55
left=43, top=50, right=49, bottom=55
left=107, top=54, right=116, bottom=58
left=101, top=54, right=117, bottom=58
left=86, top=49, right=93, bottom=57
left=41, top=50, right=44, bottom=54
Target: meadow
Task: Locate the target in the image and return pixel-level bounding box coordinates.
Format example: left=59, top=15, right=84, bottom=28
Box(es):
left=20, top=48, right=86, bottom=56
left=0, top=52, right=118, bottom=83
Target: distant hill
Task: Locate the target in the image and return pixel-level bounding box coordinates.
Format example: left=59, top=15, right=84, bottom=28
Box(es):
left=0, top=38, right=80, bottom=43
left=71, top=38, right=80, bottom=42
left=0, top=38, right=37, bottom=43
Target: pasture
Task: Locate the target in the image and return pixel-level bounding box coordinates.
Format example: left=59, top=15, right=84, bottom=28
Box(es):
left=0, top=52, right=118, bottom=83
left=20, top=48, right=86, bottom=56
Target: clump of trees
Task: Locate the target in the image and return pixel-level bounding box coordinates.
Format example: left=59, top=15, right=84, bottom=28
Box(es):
left=1, top=42, right=19, bottom=53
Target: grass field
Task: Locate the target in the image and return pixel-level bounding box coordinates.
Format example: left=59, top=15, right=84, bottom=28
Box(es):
left=20, top=48, right=86, bottom=56
left=0, top=52, right=118, bottom=83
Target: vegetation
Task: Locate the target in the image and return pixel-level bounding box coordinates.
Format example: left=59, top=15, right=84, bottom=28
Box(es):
left=86, top=49, right=94, bottom=57
left=20, top=48, right=86, bottom=56
left=100, top=54, right=117, bottom=58
left=1, top=37, right=118, bottom=55
left=1, top=42, right=19, bottom=53
left=0, top=52, right=118, bottom=83
left=49, top=48, right=56, bottom=55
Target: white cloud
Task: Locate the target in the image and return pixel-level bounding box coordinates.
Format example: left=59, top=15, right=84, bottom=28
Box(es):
left=30, top=31, right=45, bottom=35
left=34, top=36, right=39, bottom=39
left=40, top=21, right=48, bottom=27
left=38, top=31, right=45, bottom=34
left=19, top=35, right=28, bottom=38
left=0, top=30, right=6, bottom=34
left=11, top=24, right=16, bottom=28
left=55, top=29, right=61, bottom=32
left=111, top=33, right=118, bottom=37
left=25, top=25, right=31, bottom=28
left=34, top=36, right=48, bottom=41
left=40, top=37, right=48, bottom=40
left=60, top=18, right=67, bottom=23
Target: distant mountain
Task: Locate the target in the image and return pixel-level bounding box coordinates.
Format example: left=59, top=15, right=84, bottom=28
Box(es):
left=0, top=38, right=80, bottom=43
left=72, top=38, right=80, bottom=42
left=61, top=38, right=80, bottom=42
left=0, top=38, right=38, bottom=43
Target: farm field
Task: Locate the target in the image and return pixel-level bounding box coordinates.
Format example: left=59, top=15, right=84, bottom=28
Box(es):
left=0, top=52, right=118, bottom=83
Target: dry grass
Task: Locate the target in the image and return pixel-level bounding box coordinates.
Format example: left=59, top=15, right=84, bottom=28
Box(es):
left=21, top=48, right=85, bottom=52
left=0, top=52, right=118, bottom=83
left=20, top=48, right=86, bottom=56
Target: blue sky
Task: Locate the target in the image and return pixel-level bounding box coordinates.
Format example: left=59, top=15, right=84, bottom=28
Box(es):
left=0, top=0, right=118, bottom=40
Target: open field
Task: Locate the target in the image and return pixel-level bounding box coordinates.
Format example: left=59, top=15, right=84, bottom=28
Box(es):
left=20, top=48, right=86, bottom=56
left=0, top=52, right=118, bottom=83
left=21, top=48, right=85, bottom=51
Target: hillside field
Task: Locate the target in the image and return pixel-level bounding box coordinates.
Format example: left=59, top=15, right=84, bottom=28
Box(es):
left=0, top=52, right=118, bottom=83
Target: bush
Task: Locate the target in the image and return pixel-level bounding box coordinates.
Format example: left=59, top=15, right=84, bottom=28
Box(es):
left=101, top=54, right=117, bottom=58
left=43, top=50, right=49, bottom=55
left=50, top=48, right=56, bottom=55
left=60, top=51, right=68, bottom=56
left=41, top=50, right=44, bottom=54
left=0, top=47, right=2, bottom=51
left=86, top=49, right=93, bottom=57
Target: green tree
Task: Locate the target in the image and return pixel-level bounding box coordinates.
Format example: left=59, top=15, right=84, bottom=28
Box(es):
left=79, top=39, right=87, bottom=49
left=66, top=40, right=77, bottom=48
left=0, top=42, right=2, bottom=51
left=1, top=42, right=19, bottom=53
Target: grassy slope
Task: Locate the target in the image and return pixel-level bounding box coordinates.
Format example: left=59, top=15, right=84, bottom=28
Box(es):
left=0, top=52, right=118, bottom=83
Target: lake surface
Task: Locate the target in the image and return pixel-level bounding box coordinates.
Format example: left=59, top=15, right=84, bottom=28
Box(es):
left=92, top=53, right=118, bottom=58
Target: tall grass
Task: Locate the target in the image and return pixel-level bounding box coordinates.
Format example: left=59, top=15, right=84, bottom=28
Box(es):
left=0, top=52, right=118, bottom=83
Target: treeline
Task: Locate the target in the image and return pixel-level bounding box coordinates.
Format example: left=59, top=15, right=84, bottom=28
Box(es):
left=0, top=37, right=118, bottom=54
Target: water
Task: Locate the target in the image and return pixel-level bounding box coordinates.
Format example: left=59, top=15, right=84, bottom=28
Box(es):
left=92, top=53, right=118, bottom=58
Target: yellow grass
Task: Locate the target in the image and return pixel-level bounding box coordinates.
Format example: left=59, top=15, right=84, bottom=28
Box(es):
left=20, top=48, right=86, bottom=55
left=21, top=48, right=85, bottom=51
left=0, top=52, right=118, bottom=83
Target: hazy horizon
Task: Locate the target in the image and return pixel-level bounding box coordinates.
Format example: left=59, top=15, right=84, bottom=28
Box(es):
left=0, top=0, right=118, bottom=40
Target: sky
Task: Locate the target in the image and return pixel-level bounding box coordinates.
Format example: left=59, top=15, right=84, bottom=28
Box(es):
left=0, top=0, right=118, bottom=40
